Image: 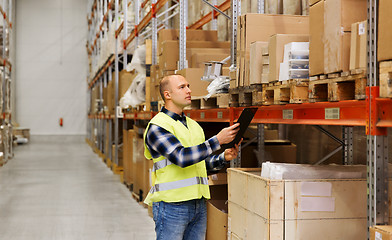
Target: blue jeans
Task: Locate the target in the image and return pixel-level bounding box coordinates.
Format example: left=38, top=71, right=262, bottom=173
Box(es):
left=152, top=198, right=207, bottom=240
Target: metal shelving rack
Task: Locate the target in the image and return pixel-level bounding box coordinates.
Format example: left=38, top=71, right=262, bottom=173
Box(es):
left=86, top=0, right=390, bottom=236
left=0, top=0, right=12, bottom=163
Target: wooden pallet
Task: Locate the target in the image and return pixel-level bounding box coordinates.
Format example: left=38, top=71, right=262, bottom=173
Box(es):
left=261, top=79, right=309, bottom=105
left=184, top=93, right=230, bottom=110
left=308, top=72, right=366, bottom=102
left=379, top=61, right=392, bottom=98
left=229, top=85, right=263, bottom=107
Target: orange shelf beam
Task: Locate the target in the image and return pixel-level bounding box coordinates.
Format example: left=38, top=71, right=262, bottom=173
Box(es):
left=188, top=0, right=230, bottom=30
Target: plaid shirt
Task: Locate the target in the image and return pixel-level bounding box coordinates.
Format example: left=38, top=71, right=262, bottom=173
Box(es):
left=145, top=107, right=226, bottom=171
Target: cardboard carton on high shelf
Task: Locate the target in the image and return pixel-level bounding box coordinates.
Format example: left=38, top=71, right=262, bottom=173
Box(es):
left=237, top=14, right=309, bottom=86
left=238, top=14, right=309, bottom=54
left=378, top=0, right=392, bottom=61
left=350, top=21, right=367, bottom=71
left=324, top=0, right=367, bottom=74
left=107, top=70, right=136, bottom=114
left=269, top=34, right=309, bottom=82
left=309, top=0, right=322, bottom=6
left=176, top=68, right=210, bottom=97
left=158, top=41, right=231, bottom=71
left=191, top=53, right=231, bottom=69
left=250, top=41, right=268, bottom=84
left=158, top=29, right=218, bottom=51
left=370, top=225, right=392, bottom=240
left=309, top=0, right=324, bottom=76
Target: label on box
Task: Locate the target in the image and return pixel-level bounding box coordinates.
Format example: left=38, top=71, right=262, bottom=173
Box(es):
left=358, top=23, right=366, bottom=35
left=211, top=174, right=218, bottom=180
left=375, top=231, right=382, bottom=240
left=300, top=197, right=335, bottom=212
left=301, top=182, right=332, bottom=197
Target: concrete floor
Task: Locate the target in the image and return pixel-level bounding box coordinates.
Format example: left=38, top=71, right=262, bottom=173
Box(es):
left=0, top=136, right=156, bottom=240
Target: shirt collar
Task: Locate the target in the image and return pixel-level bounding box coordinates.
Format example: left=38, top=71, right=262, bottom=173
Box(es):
left=161, top=107, right=186, bottom=122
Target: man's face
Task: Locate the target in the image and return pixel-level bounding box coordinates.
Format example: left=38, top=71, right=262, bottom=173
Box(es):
left=167, top=75, right=192, bottom=108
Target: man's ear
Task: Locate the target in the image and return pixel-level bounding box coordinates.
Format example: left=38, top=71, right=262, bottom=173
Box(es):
left=164, top=90, right=171, bottom=100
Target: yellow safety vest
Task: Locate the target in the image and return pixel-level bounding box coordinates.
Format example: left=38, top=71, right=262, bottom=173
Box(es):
left=143, top=112, right=210, bottom=205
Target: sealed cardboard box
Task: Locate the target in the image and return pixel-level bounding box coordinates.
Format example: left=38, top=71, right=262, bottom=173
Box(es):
left=370, top=225, right=392, bottom=240
left=191, top=52, right=230, bottom=69
left=250, top=41, right=269, bottom=84
left=324, top=32, right=351, bottom=74
left=324, top=0, right=367, bottom=32
left=159, top=41, right=230, bottom=70
left=309, top=0, right=324, bottom=76
left=176, top=68, right=210, bottom=97
left=269, top=34, right=309, bottom=82
left=159, top=40, right=230, bottom=58
left=239, top=14, right=309, bottom=54
left=158, top=29, right=218, bottom=50
left=350, top=21, right=367, bottom=71
left=123, top=129, right=134, bottom=185
left=378, top=0, right=392, bottom=61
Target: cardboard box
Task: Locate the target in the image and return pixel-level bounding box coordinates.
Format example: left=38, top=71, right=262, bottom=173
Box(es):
left=265, top=142, right=297, bottom=163
left=250, top=41, right=269, bottom=84
left=176, top=68, right=210, bottom=96
left=378, top=0, right=392, bottom=61
left=191, top=53, right=230, bottom=69
left=269, top=34, right=309, bottom=82
left=107, top=70, right=136, bottom=113
left=370, top=225, right=392, bottom=240
left=206, top=200, right=228, bottom=240
left=206, top=185, right=228, bottom=240
left=350, top=21, right=367, bottom=71
left=123, top=129, right=134, bottom=185
left=158, top=29, right=218, bottom=51
left=324, top=32, right=351, bottom=74
left=325, top=0, right=367, bottom=33
left=309, top=0, right=324, bottom=76
left=309, top=0, right=321, bottom=6
left=228, top=168, right=368, bottom=240
left=159, top=40, right=230, bottom=58
left=239, top=14, right=309, bottom=54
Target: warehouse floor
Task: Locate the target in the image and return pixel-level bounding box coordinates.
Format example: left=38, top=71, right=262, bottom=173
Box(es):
left=0, top=136, right=155, bottom=240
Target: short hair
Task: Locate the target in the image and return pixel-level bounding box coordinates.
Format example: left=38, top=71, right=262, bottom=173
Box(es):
left=159, top=75, right=172, bottom=101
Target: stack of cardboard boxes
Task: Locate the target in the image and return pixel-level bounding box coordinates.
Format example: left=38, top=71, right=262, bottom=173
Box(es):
left=149, top=29, right=231, bottom=103
left=309, top=0, right=367, bottom=77
left=236, top=14, right=309, bottom=88
left=105, top=70, right=136, bottom=114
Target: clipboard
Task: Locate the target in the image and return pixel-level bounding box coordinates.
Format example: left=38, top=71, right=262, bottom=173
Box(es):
left=221, top=107, right=258, bottom=150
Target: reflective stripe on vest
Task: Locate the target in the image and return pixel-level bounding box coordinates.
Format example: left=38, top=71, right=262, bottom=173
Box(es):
left=149, top=176, right=208, bottom=193
left=152, top=159, right=173, bottom=172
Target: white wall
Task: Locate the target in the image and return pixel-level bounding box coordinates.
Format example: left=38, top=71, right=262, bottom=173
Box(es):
left=15, top=0, right=88, bottom=135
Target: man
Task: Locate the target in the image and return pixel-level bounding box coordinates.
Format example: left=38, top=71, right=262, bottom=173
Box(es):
left=143, top=74, right=241, bottom=240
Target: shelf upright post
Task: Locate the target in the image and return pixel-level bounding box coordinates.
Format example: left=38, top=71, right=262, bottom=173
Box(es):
left=342, top=126, right=354, bottom=165
left=178, top=0, right=188, bottom=70
left=231, top=0, right=240, bottom=68
left=2, top=0, right=6, bottom=160
left=366, top=0, right=389, bottom=234
left=257, top=0, right=264, bottom=13
left=211, top=0, right=217, bottom=31
left=123, top=0, right=128, bottom=68
left=108, top=64, right=113, bottom=160
left=114, top=0, right=120, bottom=166
left=257, top=123, right=265, bottom=167
left=164, top=1, right=169, bottom=28
left=135, top=0, right=140, bottom=50
left=152, top=0, right=158, bottom=65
